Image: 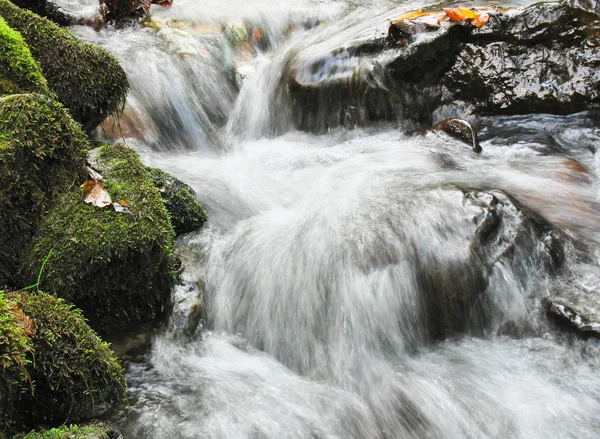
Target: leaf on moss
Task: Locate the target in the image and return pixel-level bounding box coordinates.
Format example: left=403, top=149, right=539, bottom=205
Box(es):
left=82, top=180, right=113, bottom=208
left=12, top=305, right=35, bottom=338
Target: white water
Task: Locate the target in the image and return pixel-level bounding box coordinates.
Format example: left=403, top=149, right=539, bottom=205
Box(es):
left=66, top=0, right=600, bottom=437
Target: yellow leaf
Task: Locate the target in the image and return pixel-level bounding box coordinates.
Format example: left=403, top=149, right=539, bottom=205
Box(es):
left=457, top=8, right=478, bottom=19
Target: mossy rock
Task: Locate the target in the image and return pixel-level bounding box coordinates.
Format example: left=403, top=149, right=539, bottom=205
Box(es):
left=0, top=0, right=128, bottom=130
left=25, top=143, right=176, bottom=335
left=148, top=167, right=207, bottom=235
left=0, top=16, right=48, bottom=95
left=0, top=291, right=126, bottom=436
left=0, top=93, right=88, bottom=287
left=18, top=420, right=121, bottom=439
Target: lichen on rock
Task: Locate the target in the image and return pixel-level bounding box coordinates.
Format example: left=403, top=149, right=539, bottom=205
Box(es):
left=0, top=0, right=129, bottom=130
left=148, top=167, right=207, bottom=235
left=0, top=93, right=89, bottom=288
left=0, top=291, right=126, bottom=436
left=25, top=143, right=176, bottom=335
left=0, top=16, right=48, bottom=95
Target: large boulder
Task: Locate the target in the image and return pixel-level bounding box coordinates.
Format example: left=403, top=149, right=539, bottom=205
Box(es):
left=24, top=143, right=176, bottom=335
left=0, top=15, right=47, bottom=95
left=285, top=2, right=600, bottom=131
left=0, top=291, right=126, bottom=436
left=0, top=0, right=129, bottom=130
left=0, top=94, right=88, bottom=287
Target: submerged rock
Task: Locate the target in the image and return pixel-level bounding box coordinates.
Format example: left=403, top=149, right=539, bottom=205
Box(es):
left=285, top=2, right=600, bottom=131
left=24, top=143, right=176, bottom=335
left=147, top=167, right=207, bottom=235
left=547, top=263, right=600, bottom=335
left=432, top=118, right=481, bottom=152
left=0, top=291, right=126, bottom=435
left=0, top=0, right=129, bottom=130
left=0, top=94, right=89, bottom=288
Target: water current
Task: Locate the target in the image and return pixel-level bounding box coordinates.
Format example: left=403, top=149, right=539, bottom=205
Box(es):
left=62, top=0, right=600, bottom=437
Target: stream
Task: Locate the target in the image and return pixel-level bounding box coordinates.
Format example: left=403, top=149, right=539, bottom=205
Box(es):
left=62, top=0, right=600, bottom=437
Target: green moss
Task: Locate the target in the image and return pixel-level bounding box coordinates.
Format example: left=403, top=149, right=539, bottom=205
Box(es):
left=0, top=291, right=126, bottom=435
left=148, top=167, right=207, bottom=235
left=0, top=0, right=129, bottom=130
left=20, top=424, right=109, bottom=439
left=26, top=143, right=176, bottom=334
left=0, top=94, right=88, bottom=287
left=0, top=291, right=33, bottom=436
left=0, top=16, right=47, bottom=95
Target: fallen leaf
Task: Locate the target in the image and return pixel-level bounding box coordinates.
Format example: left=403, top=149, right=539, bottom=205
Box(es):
left=113, top=202, right=132, bottom=214
left=117, top=199, right=129, bottom=207
left=443, top=8, right=470, bottom=22
left=457, top=7, right=479, bottom=19
left=86, top=165, right=103, bottom=181
left=472, top=12, right=490, bottom=28
left=82, top=180, right=113, bottom=208
left=12, top=306, right=35, bottom=338
left=391, top=9, right=425, bottom=22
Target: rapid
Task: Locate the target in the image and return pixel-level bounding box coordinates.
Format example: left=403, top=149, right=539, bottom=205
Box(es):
left=65, top=0, right=600, bottom=437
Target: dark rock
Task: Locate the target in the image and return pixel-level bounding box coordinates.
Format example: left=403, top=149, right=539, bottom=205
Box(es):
left=432, top=118, right=481, bottom=152
left=285, top=2, right=600, bottom=132
left=10, top=0, right=80, bottom=26
left=147, top=167, right=207, bottom=235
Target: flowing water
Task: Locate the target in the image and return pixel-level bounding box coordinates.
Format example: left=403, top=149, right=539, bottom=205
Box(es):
left=64, top=0, right=600, bottom=437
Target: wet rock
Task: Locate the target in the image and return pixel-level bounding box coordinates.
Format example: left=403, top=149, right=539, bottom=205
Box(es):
left=432, top=118, right=481, bottom=152
left=285, top=2, right=600, bottom=131
left=147, top=167, right=207, bottom=235
left=547, top=263, right=600, bottom=335
left=10, top=0, right=80, bottom=26
left=547, top=298, right=600, bottom=334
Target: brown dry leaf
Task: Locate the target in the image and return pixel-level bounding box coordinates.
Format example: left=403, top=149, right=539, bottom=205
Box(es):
left=12, top=306, right=35, bottom=338
left=82, top=180, right=113, bottom=208
left=86, top=165, right=103, bottom=181
left=472, top=12, right=490, bottom=28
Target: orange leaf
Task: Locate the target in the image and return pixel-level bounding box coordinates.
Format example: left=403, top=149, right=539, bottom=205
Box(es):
left=391, top=9, right=425, bottom=22
left=117, top=199, right=128, bottom=207
left=472, top=12, right=490, bottom=28
left=443, top=8, right=469, bottom=22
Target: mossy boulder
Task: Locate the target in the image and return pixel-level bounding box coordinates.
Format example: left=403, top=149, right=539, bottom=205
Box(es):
left=148, top=167, right=207, bottom=235
left=18, top=421, right=122, bottom=439
left=0, top=0, right=129, bottom=130
left=0, top=16, right=48, bottom=95
left=0, top=93, right=88, bottom=287
left=25, top=143, right=176, bottom=335
left=0, top=291, right=126, bottom=436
